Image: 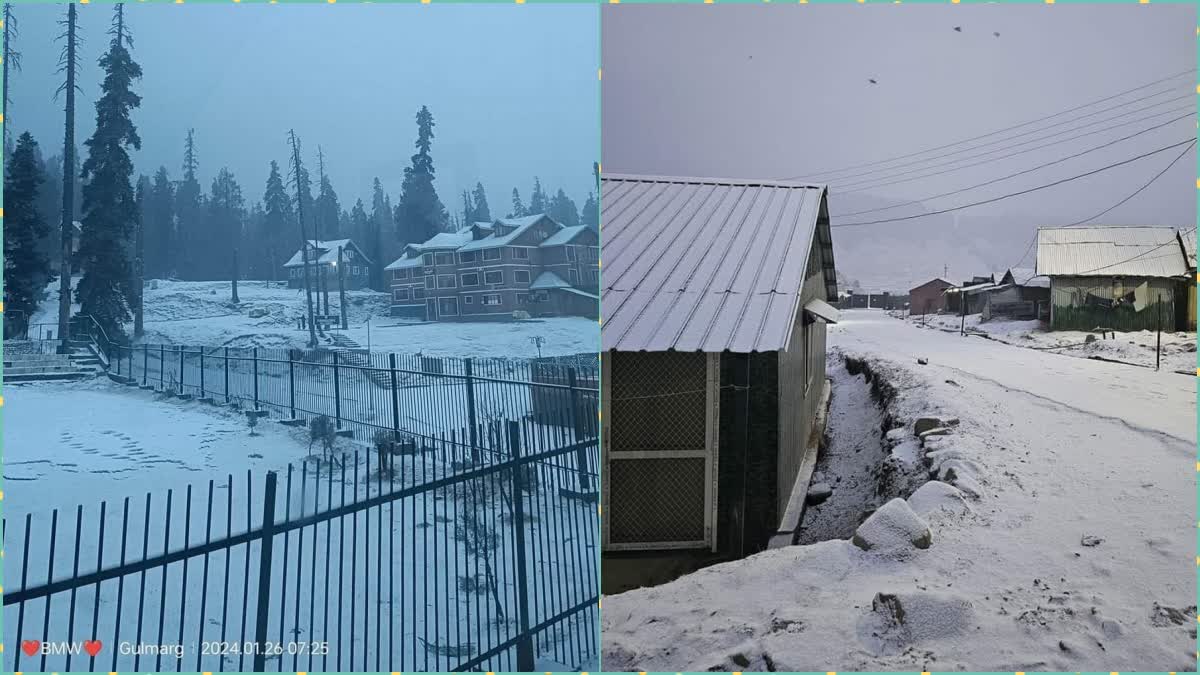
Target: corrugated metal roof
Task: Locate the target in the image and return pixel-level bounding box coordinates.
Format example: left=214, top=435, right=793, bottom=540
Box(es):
left=601, top=174, right=836, bottom=353
left=1035, top=226, right=1188, bottom=278
left=1007, top=267, right=1050, bottom=289
left=540, top=225, right=589, bottom=247
left=1179, top=229, right=1196, bottom=267
left=458, top=214, right=556, bottom=252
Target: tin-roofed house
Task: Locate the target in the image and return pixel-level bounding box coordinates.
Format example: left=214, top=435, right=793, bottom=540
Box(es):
left=1036, top=226, right=1190, bottom=331
left=600, top=175, right=838, bottom=569
left=980, top=267, right=1051, bottom=321
left=1178, top=229, right=1196, bottom=330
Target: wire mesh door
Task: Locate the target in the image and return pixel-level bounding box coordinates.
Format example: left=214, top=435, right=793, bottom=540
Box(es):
left=602, top=351, right=719, bottom=551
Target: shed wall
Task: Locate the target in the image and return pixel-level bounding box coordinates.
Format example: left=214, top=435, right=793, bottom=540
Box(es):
left=1049, top=276, right=1177, bottom=331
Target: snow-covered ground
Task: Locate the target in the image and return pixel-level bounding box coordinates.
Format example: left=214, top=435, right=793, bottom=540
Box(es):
left=30, top=279, right=597, bottom=359
left=3, top=379, right=598, bottom=671
left=602, top=310, right=1195, bottom=671
left=901, top=309, right=1196, bottom=374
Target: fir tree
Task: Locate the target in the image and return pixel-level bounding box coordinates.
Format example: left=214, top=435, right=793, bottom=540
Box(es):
left=175, top=128, right=203, bottom=279
left=208, top=168, right=245, bottom=302
left=143, top=167, right=174, bottom=279
left=369, top=177, right=391, bottom=291
left=548, top=188, right=580, bottom=227
left=350, top=199, right=369, bottom=244
left=470, top=181, right=491, bottom=222
left=460, top=189, right=473, bottom=228
left=261, top=159, right=294, bottom=283
left=3, top=3, right=22, bottom=151
left=314, top=146, right=341, bottom=240
left=395, top=105, right=448, bottom=245
left=4, top=132, right=54, bottom=337
left=582, top=191, right=599, bottom=231
left=509, top=187, right=525, bottom=218
left=528, top=177, right=548, bottom=216
left=76, top=4, right=142, bottom=343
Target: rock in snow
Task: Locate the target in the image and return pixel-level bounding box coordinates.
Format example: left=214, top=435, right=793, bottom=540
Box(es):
left=851, top=498, right=932, bottom=552
left=248, top=307, right=269, bottom=318
left=906, top=480, right=971, bottom=517
left=913, top=416, right=946, bottom=435
left=806, top=482, right=833, bottom=505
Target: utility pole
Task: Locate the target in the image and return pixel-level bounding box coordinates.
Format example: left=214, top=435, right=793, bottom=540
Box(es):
left=1155, top=293, right=1162, bottom=371
left=337, top=245, right=347, bottom=330
left=288, top=129, right=318, bottom=349
left=56, top=3, right=78, bottom=353
left=316, top=145, right=329, bottom=316
left=960, top=289, right=967, bottom=336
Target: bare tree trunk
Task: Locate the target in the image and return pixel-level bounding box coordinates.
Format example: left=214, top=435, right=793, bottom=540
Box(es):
left=134, top=187, right=145, bottom=339
left=231, top=246, right=240, bottom=304
left=338, top=245, right=347, bottom=329
left=289, top=130, right=318, bottom=348
left=56, top=4, right=77, bottom=353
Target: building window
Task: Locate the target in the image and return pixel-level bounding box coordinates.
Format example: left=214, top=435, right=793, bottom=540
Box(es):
left=516, top=292, right=529, bottom=305
left=588, top=269, right=598, bottom=285
left=460, top=272, right=480, bottom=287
left=413, top=287, right=425, bottom=300
left=484, top=270, right=503, bottom=285
left=423, top=267, right=434, bottom=275
left=435, top=252, right=454, bottom=266
left=514, top=270, right=531, bottom=283
left=393, top=288, right=409, bottom=302
left=566, top=245, right=576, bottom=262
left=438, top=297, right=459, bottom=316
left=437, top=274, right=457, bottom=289
left=422, top=253, right=434, bottom=267
left=425, top=276, right=435, bottom=290
left=512, top=247, right=529, bottom=260
left=464, top=295, right=473, bottom=305
left=568, top=268, right=579, bottom=284
left=481, top=294, right=502, bottom=306
left=482, top=248, right=501, bottom=261
left=459, top=250, right=478, bottom=264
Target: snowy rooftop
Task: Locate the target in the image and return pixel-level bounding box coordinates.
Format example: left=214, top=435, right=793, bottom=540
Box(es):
left=1035, top=226, right=1188, bottom=278
left=539, top=225, right=591, bottom=247
left=529, top=270, right=572, bottom=290
left=283, top=239, right=368, bottom=268
left=601, top=174, right=836, bottom=353
left=458, top=214, right=557, bottom=252
left=1179, top=229, right=1196, bottom=268
left=419, top=229, right=475, bottom=250
left=1006, top=267, right=1050, bottom=289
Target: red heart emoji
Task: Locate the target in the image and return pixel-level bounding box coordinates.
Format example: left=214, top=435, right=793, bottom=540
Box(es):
left=83, top=640, right=103, bottom=657
left=21, top=640, right=40, bottom=657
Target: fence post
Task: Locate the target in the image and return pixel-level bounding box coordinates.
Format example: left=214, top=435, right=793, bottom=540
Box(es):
left=179, top=345, right=185, bottom=393
left=253, top=348, right=260, bottom=410
left=389, top=353, right=401, bottom=441
left=251, top=471, right=278, bottom=672
left=288, top=349, right=296, bottom=419
left=567, top=367, right=591, bottom=491
left=1156, top=293, right=1162, bottom=371
left=507, top=420, right=535, bottom=671
left=332, top=351, right=342, bottom=429
left=224, top=347, right=231, bottom=404
left=143, top=344, right=148, bottom=385
left=199, top=348, right=205, bottom=397
left=465, top=358, right=479, bottom=463
left=160, top=344, right=165, bottom=388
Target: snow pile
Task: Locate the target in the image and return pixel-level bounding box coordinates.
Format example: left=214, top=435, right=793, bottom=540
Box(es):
left=850, top=498, right=932, bottom=553
left=602, top=311, right=1194, bottom=670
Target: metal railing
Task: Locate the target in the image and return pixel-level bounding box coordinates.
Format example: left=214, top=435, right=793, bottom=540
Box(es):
left=4, top=421, right=600, bottom=672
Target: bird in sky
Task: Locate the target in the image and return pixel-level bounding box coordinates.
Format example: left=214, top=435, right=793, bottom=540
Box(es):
left=868, top=78, right=878, bottom=84
left=993, top=31, right=1000, bottom=37
left=953, top=26, right=963, bottom=32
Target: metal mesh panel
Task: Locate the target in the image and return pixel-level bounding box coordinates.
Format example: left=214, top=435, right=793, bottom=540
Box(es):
left=610, top=351, right=707, bottom=452
left=609, top=457, right=706, bottom=544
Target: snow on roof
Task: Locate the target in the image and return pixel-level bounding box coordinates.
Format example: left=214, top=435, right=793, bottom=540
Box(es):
left=384, top=255, right=423, bottom=271
left=458, top=214, right=557, bottom=252
left=601, top=173, right=836, bottom=353
left=539, top=225, right=590, bottom=247
left=1007, top=267, right=1050, bottom=289
left=418, top=229, right=474, bottom=250
left=529, top=270, right=572, bottom=290
left=1179, top=229, right=1196, bottom=268
left=945, top=281, right=996, bottom=294
left=283, top=239, right=369, bottom=268
left=1035, top=226, right=1187, bottom=278
left=909, top=278, right=953, bottom=294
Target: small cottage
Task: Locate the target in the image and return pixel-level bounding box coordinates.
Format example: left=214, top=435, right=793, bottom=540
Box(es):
left=283, top=239, right=372, bottom=290
left=980, top=267, right=1050, bottom=322
left=601, top=175, right=838, bottom=560
left=1036, top=226, right=1189, bottom=331
left=909, top=278, right=952, bottom=315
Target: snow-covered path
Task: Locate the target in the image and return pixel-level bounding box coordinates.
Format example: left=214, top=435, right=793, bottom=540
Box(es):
left=840, top=312, right=1195, bottom=444
left=602, top=310, right=1195, bottom=671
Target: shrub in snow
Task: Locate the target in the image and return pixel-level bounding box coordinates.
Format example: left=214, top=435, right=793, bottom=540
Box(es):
left=246, top=411, right=259, bottom=436
left=308, top=414, right=338, bottom=464
left=373, top=429, right=393, bottom=478
left=851, top=498, right=932, bottom=552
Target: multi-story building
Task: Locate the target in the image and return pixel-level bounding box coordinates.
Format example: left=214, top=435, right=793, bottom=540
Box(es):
left=385, top=214, right=599, bottom=321
left=282, top=239, right=372, bottom=290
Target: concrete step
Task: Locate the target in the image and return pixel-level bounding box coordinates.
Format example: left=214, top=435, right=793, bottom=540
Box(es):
left=6, top=365, right=86, bottom=375
left=7, top=372, right=92, bottom=383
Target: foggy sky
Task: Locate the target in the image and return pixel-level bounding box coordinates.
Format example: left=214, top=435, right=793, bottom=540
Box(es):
left=601, top=3, right=1196, bottom=277
left=10, top=3, right=598, bottom=215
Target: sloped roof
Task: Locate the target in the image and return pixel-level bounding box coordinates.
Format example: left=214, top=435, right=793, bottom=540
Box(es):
left=1006, top=267, right=1050, bottom=289
left=539, top=225, right=590, bottom=247
left=458, top=214, right=557, bottom=252
left=385, top=255, right=423, bottom=271
left=420, top=229, right=474, bottom=250
left=1179, top=229, right=1196, bottom=269
left=909, top=278, right=953, bottom=294
left=529, top=270, right=572, bottom=290
left=283, top=239, right=370, bottom=268
left=1036, top=226, right=1187, bottom=278
left=601, top=174, right=836, bottom=353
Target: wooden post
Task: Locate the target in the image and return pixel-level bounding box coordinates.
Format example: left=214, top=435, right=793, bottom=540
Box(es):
left=1156, top=293, right=1162, bottom=371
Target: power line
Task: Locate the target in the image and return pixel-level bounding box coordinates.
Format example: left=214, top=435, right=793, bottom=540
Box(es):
left=832, top=138, right=1195, bottom=228
left=784, top=67, right=1196, bottom=181
left=834, top=111, right=1193, bottom=218
left=832, top=94, right=1194, bottom=192
left=1059, top=139, right=1197, bottom=228
left=1066, top=225, right=1196, bottom=277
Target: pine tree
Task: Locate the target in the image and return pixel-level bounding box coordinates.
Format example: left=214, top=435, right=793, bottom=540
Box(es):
left=55, top=3, right=81, bottom=350
left=528, top=177, right=548, bottom=216
left=4, top=132, right=54, bottom=337
left=175, top=129, right=202, bottom=279
left=549, top=188, right=580, bottom=227
left=471, top=181, right=491, bottom=222
left=350, top=199, right=369, bottom=245
left=510, top=187, right=525, bottom=218
left=369, top=177, right=391, bottom=291
left=460, top=189, right=473, bottom=228
left=314, top=146, right=341, bottom=240
left=3, top=3, right=22, bottom=151
left=288, top=129, right=318, bottom=348
left=76, top=3, right=141, bottom=343
left=261, top=159, right=294, bottom=284
left=582, top=191, right=599, bottom=231
left=143, top=167, right=174, bottom=279
left=395, top=105, right=448, bottom=245
left=208, top=168, right=244, bottom=302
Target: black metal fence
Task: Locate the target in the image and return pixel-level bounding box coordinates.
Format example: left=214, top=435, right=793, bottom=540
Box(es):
left=4, top=420, right=600, bottom=672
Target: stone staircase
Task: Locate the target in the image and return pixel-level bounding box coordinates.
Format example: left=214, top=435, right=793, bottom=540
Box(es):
left=328, top=333, right=394, bottom=388
left=5, top=350, right=101, bottom=382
